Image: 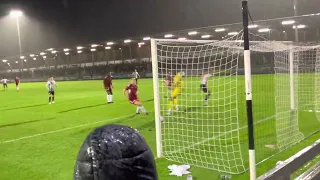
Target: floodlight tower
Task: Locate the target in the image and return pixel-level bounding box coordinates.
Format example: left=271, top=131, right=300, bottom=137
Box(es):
left=10, top=10, right=23, bottom=75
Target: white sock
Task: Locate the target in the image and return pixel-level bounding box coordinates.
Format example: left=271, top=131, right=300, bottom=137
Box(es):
left=110, top=95, right=113, bottom=102
left=136, top=106, right=140, bottom=113
left=106, top=95, right=109, bottom=102
left=140, top=106, right=146, bottom=113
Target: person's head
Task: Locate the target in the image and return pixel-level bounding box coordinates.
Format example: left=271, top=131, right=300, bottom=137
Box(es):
left=131, top=78, right=136, bottom=85
left=50, top=77, right=54, bottom=81
left=74, top=124, right=158, bottom=180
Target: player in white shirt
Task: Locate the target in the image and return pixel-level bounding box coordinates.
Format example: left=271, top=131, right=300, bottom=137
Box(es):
left=132, top=69, right=140, bottom=85
left=1, top=78, right=9, bottom=91
left=200, top=72, right=212, bottom=105
left=46, top=77, right=58, bottom=104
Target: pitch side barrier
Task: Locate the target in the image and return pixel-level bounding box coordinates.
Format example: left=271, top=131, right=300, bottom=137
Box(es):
left=258, top=139, right=320, bottom=180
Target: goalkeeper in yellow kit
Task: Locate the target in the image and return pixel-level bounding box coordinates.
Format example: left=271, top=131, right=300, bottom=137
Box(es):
left=168, top=72, right=184, bottom=115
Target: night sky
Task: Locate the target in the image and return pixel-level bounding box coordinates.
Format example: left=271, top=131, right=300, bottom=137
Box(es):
left=0, top=0, right=319, bottom=57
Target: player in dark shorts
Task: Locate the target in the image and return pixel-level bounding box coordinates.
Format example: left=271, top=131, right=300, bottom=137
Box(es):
left=15, top=77, right=20, bottom=91
left=104, top=75, right=113, bottom=104
left=123, top=79, right=148, bottom=115
left=46, top=77, right=58, bottom=104
left=1, top=78, right=9, bottom=90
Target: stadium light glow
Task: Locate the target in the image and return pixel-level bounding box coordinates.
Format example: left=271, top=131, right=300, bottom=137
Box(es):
left=138, top=42, right=145, bottom=46
left=24, top=59, right=27, bottom=62
left=2, top=59, right=8, bottom=62
left=164, top=34, right=173, bottom=38
left=47, top=48, right=54, bottom=51
left=77, top=46, right=83, bottom=50
left=43, top=56, right=47, bottom=59
left=293, top=24, right=306, bottom=29
left=282, top=20, right=295, bottom=25
left=30, top=54, right=35, bottom=57
left=33, top=58, right=36, bottom=60
left=63, top=48, right=70, bottom=52
left=283, top=31, right=286, bottom=33
left=51, top=50, right=57, bottom=54
left=107, top=42, right=114, bottom=45
left=248, top=24, right=258, bottom=29
left=9, top=10, right=23, bottom=17
left=7, top=63, right=10, bottom=66
left=201, top=35, right=211, bottom=39
left=143, top=37, right=151, bottom=40
left=65, top=52, right=70, bottom=55
left=178, top=37, right=187, bottom=40
left=40, top=52, right=45, bottom=56
left=15, top=61, right=18, bottom=64
left=215, top=28, right=226, bottom=32
left=258, top=28, right=271, bottom=33
left=228, top=32, right=239, bottom=35
left=91, top=44, right=98, bottom=48
left=124, top=39, right=131, bottom=43
left=105, top=46, right=111, bottom=50
left=20, top=56, right=25, bottom=59
left=77, top=50, right=82, bottom=53
left=90, top=48, right=96, bottom=52
left=188, top=31, right=198, bottom=35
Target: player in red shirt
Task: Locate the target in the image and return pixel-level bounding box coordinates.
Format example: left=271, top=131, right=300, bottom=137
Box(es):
left=103, top=75, right=113, bottom=103
left=15, top=77, right=20, bottom=91
left=123, top=79, right=148, bottom=115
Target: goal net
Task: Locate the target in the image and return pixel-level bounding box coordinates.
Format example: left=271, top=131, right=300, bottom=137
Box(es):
left=151, top=33, right=320, bottom=174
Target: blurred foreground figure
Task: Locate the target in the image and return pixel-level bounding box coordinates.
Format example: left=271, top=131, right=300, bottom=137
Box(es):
left=74, top=124, right=158, bottom=180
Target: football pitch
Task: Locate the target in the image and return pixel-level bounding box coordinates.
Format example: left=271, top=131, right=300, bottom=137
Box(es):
left=0, top=78, right=319, bottom=180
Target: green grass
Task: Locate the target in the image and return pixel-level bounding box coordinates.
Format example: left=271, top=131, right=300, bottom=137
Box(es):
left=0, top=78, right=319, bottom=180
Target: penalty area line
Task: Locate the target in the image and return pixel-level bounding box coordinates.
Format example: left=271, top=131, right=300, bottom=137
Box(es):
left=0, top=114, right=134, bottom=145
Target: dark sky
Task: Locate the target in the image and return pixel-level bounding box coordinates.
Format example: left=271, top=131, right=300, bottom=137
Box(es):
left=0, top=0, right=319, bottom=57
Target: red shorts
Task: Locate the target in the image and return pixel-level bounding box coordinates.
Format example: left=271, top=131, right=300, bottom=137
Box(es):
left=129, top=99, right=139, bottom=104
left=16, top=83, right=19, bottom=86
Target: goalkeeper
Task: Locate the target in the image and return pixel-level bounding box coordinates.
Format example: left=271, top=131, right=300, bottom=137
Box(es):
left=168, top=72, right=184, bottom=115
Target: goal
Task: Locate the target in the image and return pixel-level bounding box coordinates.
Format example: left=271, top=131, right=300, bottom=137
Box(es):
left=151, top=34, right=320, bottom=174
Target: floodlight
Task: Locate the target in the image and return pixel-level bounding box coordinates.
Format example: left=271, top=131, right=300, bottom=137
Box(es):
left=33, top=58, right=36, bottom=60
left=228, top=32, right=239, bottom=35
left=47, top=48, right=54, bottom=51
left=201, top=35, right=211, bottom=39
left=164, top=34, right=173, bottom=38
left=43, top=56, right=47, bottom=59
left=30, top=54, right=35, bottom=57
left=248, top=24, right=258, bottom=29
left=258, top=28, right=271, bottom=33
left=65, top=52, right=70, bottom=55
left=143, top=37, right=151, bottom=40
left=77, top=46, right=83, bottom=50
left=40, top=52, right=46, bottom=56
left=124, top=39, right=131, bottom=43
left=15, top=61, right=18, bottom=64
left=77, top=50, right=82, bottom=53
left=293, top=24, right=306, bottom=29
left=2, top=59, right=8, bottom=62
left=90, top=49, right=96, bottom=52
left=63, top=48, right=70, bottom=52
left=178, top=37, right=187, bottom=41
left=24, top=59, right=27, bottom=62
left=188, top=31, right=198, bottom=35
left=91, top=44, right=98, bottom=48
left=138, top=42, right=145, bottom=46
left=51, top=50, right=57, bottom=54
left=282, top=20, right=295, bottom=25
left=107, top=42, right=114, bottom=45
left=9, top=10, right=23, bottom=17
left=20, top=56, right=25, bottom=59
left=215, top=28, right=226, bottom=32
left=105, top=46, right=111, bottom=50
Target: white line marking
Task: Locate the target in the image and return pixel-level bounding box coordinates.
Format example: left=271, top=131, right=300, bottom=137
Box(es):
left=166, top=115, right=276, bottom=155
left=0, top=114, right=133, bottom=144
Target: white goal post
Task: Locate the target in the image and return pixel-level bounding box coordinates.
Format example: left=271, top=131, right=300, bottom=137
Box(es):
left=151, top=34, right=320, bottom=175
